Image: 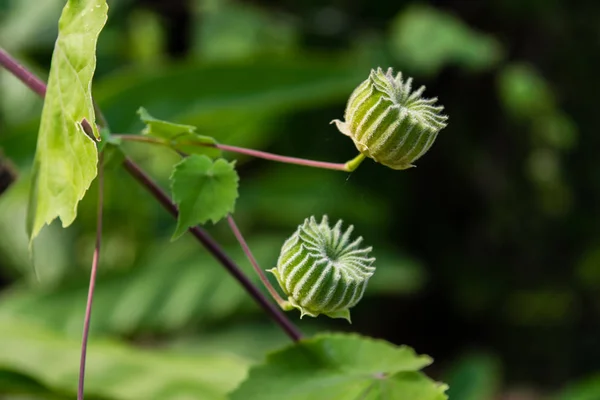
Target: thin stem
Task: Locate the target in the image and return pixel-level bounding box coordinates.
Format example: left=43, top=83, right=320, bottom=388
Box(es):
left=78, top=152, right=104, bottom=400
left=215, top=143, right=349, bottom=171
left=122, top=157, right=303, bottom=342
left=226, top=214, right=287, bottom=306
left=114, top=134, right=359, bottom=172
left=0, top=47, right=46, bottom=97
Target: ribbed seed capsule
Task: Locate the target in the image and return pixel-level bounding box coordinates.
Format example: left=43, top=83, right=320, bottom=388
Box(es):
left=332, top=67, right=448, bottom=170
left=268, top=216, right=375, bottom=322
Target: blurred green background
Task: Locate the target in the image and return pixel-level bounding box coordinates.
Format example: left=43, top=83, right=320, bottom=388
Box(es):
left=0, top=0, right=599, bottom=399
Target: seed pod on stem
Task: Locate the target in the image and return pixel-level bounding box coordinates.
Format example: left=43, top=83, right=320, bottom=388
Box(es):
left=268, top=216, right=375, bottom=323
left=332, top=67, right=448, bottom=170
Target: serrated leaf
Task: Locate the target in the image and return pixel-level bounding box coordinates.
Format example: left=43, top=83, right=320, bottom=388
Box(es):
left=27, top=0, right=108, bottom=243
left=170, top=155, right=238, bottom=239
left=0, top=317, right=250, bottom=400
left=137, top=107, right=221, bottom=158
left=230, top=333, right=448, bottom=400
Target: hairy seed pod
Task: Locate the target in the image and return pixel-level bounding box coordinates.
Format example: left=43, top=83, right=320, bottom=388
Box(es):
left=332, top=67, right=448, bottom=170
left=268, top=216, right=375, bottom=322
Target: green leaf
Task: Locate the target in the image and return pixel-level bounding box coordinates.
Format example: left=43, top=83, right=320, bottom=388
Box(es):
left=0, top=317, right=250, bottom=400
left=27, top=0, right=108, bottom=242
left=137, top=107, right=221, bottom=158
left=230, top=333, right=448, bottom=400
left=170, top=155, right=239, bottom=239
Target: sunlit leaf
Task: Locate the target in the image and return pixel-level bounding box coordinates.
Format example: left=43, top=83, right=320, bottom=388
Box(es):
left=27, top=0, right=108, bottom=242
left=137, top=106, right=221, bottom=158
left=0, top=317, right=250, bottom=400
left=170, top=155, right=238, bottom=239
left=230, top=333, right=448, bottom=400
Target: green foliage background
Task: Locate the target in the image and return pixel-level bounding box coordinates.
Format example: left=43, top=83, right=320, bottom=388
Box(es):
left=0, top=0, right=599, bottom=398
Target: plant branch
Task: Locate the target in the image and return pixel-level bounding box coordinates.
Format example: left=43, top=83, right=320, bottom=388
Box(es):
left=0, top=47, right=46, bottom=97
left=78, top=152, right=104, bottom=400
left=226, top=214, right=287, bottom=306
left=122, top=157, right=303, bottom=341
left=114, top=134, right=364, bottom=172
left=0, top=47, right=303, bottom=342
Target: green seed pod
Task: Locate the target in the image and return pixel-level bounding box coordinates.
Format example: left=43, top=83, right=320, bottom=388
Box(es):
left=332, top=67, right=448, bottom=170
left=268, top=216, right=375, bottom=322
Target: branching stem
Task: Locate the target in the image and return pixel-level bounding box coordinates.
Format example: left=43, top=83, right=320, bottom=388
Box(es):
left=0, top=49, right=303, bottom=342
left=122, top=158, right=303, bottom=341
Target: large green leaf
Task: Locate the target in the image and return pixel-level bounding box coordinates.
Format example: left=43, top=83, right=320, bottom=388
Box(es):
left=170, top=155, right=239, bottom=239
left=230, top=333, right=448, bottom=400
left=27, top=0, right=108, bottom=242
left=0, top=317, right=250, bottom=400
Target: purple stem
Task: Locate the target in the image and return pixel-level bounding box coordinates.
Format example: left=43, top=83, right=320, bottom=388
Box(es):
left=0, top=48, right=46, bottom=97
left=226, top=214, right=286, bottom=305
left=78, top=152, right=104, bottom=400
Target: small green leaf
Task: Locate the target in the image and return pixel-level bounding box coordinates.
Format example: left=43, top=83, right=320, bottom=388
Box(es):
left=137, top=107, right=221, bottom=158
left=170, top=155, right=238, bottom=239
left=230, top=333, right=448, bottom=400
left=27, top=0, right=108, bottom=243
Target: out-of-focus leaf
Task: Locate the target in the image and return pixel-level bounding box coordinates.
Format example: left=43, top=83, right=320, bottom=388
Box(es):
left=0, top=317, right=250, bottom=400
left=0, top=370, right=68, bottom=399
left=498, top=63, right=556, bottom=120
left=444, top=353, right=500, bottom=400
left=0, top=235, right=285, bottom=336
left=238, top=165, right=390, bottom=228
left=127, top=9, right=165, bottom=66
left=138, top=107, right=221, bottom=158
left=94, top=59, right=366, bottom=149
left=194, top=1, right=298, bottom=61
left=390, top=5, right=503, bottom=76
left=555, top=374, right=600, bottom=400
left=230, top=333, right=448, bottom=400
left=170, top=155, right=238, bottom=239
left=0, top=0, right=63, bottom=52
left=27, top=0, right=108, bottom=242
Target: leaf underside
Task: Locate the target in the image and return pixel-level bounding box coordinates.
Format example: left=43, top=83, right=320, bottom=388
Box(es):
left=27, top=0, right=108, bottom=243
